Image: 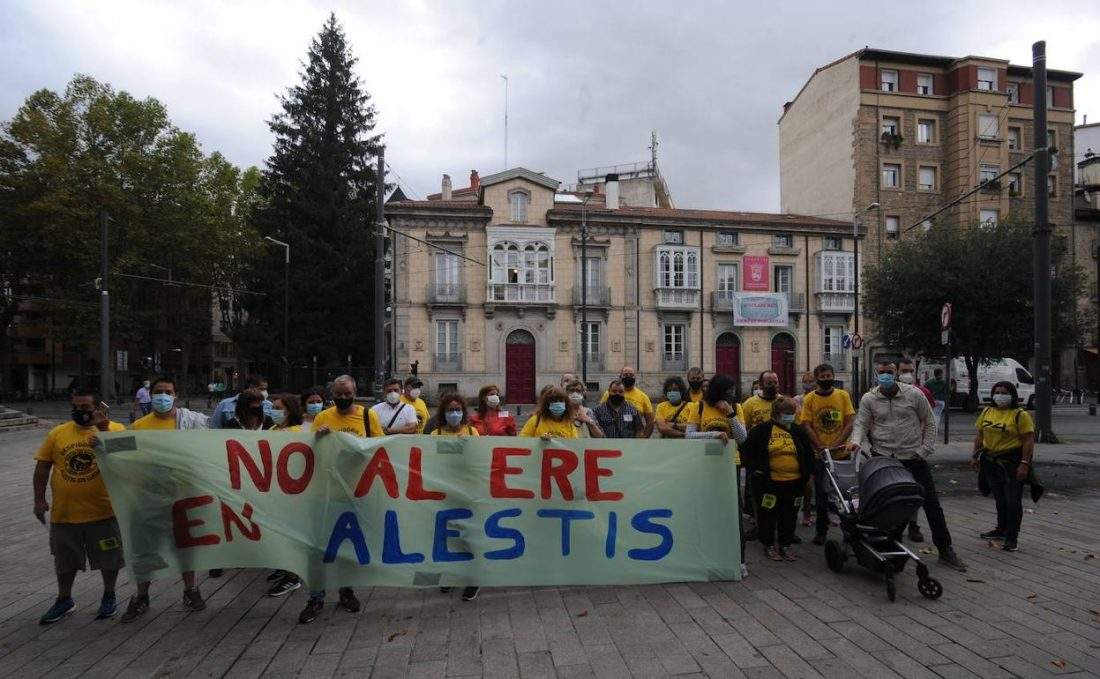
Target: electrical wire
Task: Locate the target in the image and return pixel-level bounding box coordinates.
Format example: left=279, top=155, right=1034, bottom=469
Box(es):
left=111, top=272, right=267, bottom=296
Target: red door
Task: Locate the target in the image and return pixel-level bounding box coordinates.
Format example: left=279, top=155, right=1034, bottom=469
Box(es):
left=771, top=333, right=796, bottom=396
left=715, top=333, right=740, bottom=383
left=505, top=330, right=536, bottom=404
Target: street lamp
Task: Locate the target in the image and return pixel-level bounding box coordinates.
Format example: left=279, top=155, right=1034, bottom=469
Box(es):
left=852, top=202, right=879, bottom=398
left=264, top=236, right=290, bottom=389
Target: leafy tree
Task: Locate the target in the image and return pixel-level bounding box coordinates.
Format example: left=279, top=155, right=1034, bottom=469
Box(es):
left=236, top=13, right=384, bottom=389
left=863, top=218, right=1091, bottom=408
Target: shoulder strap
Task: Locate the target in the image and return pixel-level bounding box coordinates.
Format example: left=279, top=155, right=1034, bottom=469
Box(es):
left=386, top=404, right=406, bottom=429
left=671, top=401, right=689, bottom=422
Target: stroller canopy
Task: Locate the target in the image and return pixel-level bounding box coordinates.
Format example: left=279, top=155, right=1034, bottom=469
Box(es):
left=857, top=456, right=925, bottom=529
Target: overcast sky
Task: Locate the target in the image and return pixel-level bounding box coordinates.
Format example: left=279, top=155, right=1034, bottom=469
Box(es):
left=2, top=1, right=1098, bottom=213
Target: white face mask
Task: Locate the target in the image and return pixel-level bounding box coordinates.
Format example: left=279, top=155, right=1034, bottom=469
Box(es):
left=260, top=390, right=269, bottom=400
left=486, top=394, right=501, bottom=408
left=753, top=389, right=763, bottom=398
left=385, top=391, right=401, bottom=405
left=409, top=388, right=422, bottom=399
left=897, top=373, right=915, bottom=384
left=568, top=392, right=584, bottom=405
left=993, top=393, right=1013, bottom=407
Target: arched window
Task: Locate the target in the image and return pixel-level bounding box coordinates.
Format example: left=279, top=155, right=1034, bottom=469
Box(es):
left=659, top=251, right=671, bottom=287
left=673, top=251, right=685, bottom=287
left=490, top=240, right=552, bottom=291
left=509, top=191, right=529, bottom=223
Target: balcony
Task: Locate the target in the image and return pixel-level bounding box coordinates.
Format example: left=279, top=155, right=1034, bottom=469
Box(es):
left=433, top=353, right=462, bottom=372
left=654, top=287, right=700, bottom=309
left=823, top=354, right=849, bottom=371
left=487, top=283, right=555, bottom=303
left=572, top=286, right=611, bottom=307
left=427, top=283, right=465, bottom=305
left=816, top=292, right=855, bottom=313
left=576, top=353, right=604, bottom=372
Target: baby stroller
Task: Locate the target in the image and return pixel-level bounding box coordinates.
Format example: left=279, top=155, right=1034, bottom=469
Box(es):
left=820, top=449, right=944, bottom=602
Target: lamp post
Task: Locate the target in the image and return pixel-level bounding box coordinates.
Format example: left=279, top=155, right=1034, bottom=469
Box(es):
left=851, top=202, right=879, bottom=399
left=264, top=236, right=290, bottom=389
left=580, top=192, right=593, bottom=385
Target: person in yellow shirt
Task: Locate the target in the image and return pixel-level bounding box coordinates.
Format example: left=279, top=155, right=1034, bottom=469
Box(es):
left=655, top=376, right=698, bottom=438
left=972, top=381, right=1035, bottom=552
left=430, top=394, right=480, bottom=437
left=33, top=389, right=126, bottom=624
left=600, top=366, right=655, bottom=436
left=796, top=364, right=856, bottom=544
left=685, top=367, right=706, bottom=403
left=740, top=397, right=813, bottom=562
left=742, top=371, right=783, bottom=429
left=401, top=377, right=430, bottom=433
left=521, top=386, right=578, bottom=440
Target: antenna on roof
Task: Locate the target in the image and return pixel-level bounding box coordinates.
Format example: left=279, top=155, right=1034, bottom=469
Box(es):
left=649, top=130, right=659, bottom=171
left=501, top=74, right=509, bottom=169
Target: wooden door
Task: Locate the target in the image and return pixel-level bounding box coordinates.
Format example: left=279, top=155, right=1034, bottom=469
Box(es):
left=715, top=333, right=740, bottom=383
left=505, top=330, right=536, bottom=404
left=770, top=333, right=796, bottom=396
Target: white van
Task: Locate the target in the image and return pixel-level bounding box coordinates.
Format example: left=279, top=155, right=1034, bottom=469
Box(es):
left=918, top=357, right=1035, bottom=410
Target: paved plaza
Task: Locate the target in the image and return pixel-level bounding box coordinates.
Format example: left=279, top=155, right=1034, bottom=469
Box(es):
left=1, top=420, right=1099, bottom=678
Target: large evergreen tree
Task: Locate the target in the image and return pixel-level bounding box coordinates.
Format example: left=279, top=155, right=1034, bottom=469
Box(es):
left=239, top=14, right=384, bottom=388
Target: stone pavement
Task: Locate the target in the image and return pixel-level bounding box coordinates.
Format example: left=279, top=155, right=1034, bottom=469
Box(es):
left=1, top=425, right=1099, bottom=678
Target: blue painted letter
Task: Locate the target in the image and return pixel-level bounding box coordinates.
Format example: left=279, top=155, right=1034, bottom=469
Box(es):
left=605, top=511, right=618, bottom=558
left=628, top=509, right=673, bottom=561
left=382, top=510, right=425, bottom=564
left=537, top=509, right=595, bottom=556
left=432, top=508, right=474, bottom=562
left=323, top=511, right=370, bottom=564
left=484, top=508, right=525, bottom=560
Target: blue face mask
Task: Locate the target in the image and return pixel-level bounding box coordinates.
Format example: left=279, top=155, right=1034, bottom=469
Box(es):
left=666, top=390, right=682, bottom=404
left=151, top=393, right=174, bottom=414
left=548, top=401, right=567, bottom=418
left=262, top=400, right=273, bottom=416
left=445, top=410, right=463, bottom=427
left=306, top=402, right=323, bottom=416
left=779, top=413, right=796, bottom=426
left=878, top=372, right=897, bottom=389
left=270, top=409, right=286, bottom=425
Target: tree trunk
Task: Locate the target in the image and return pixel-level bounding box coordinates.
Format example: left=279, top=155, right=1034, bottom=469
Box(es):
left=963, top=354, right=981, bottom=412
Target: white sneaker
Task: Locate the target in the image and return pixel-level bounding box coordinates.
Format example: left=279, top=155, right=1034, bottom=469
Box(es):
left=740, top=564, right=749, bottom=578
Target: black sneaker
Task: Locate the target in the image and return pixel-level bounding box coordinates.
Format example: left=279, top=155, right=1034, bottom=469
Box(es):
left=812, top=531, right=828, bottom=546
left=298, top=597, right=324, bottom=624
left=1002, top=540, right=1019, bottom=552
left=938, top=546, right=967, bottom=572
left=39, top=597, right=75, bottom=625
left=120, top=594, right=150, bottom=623
left=95, top=592, right=117, bottom=620
left=791, top=534, right=803, bottom=545
left=439, top=586, right=453, bottom=593
left=461, top=587, right=480, bottom=601
left=338, top=587, right=360, bottom=613
left=182, top=588, right=206, bottom=612
left=908, top=523, right=925, bottom=543
left=980, top=529, right=1006, bottom=540
left=208, top=569, right=224, bottom=578
left=267, top=574, right=301, bottom=597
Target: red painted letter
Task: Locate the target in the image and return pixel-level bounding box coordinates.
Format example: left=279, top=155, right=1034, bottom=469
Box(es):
left=227, top=439, right=272, bottom=491
left=406, top=447, right=446, bottom=500
left=541, top=449, right=578, bottom=500
left=172, top=495, right=220, bottom=548
left=490, top=447, right=534, bottom=499
left=354, top=447, right=399, bottom=498
left=584, top=450, right=624, bottom=501
left=221, top=501, right=262, bottom=542
left=276, top=442, right=314, bottom=494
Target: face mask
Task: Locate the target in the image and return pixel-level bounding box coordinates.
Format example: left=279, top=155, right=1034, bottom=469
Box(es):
left=334, top=396, right=354, bottom=411
left=486, top=394, right=501, bottom=408
left=568, top=392, right=584, bottom=405
left=608, top=394, right=625, bottom=407
left=802, top=383, right=815, bottom=393
left=142, top=381, right=150, bottom=389
left=151, top=394, right=174, bottom=413
left=71, top=409, right=94, bottom=427
left=445, top=410, right=464, bottom=427
left=262, top=400, right=273, bottom=416
left=817, top=379, right=833, bottom=391
left=779, top=413, right=796, bottom=426
left=548, top=401, right=567, bottom=417
left=993, top=393, right=1013, bottom=407
left=409, top=388, right=422, bottom=399
left=260, top=390, right=269, bottom=400
left=306, top=402, right=324, bottom=416
left=762, top=386, right=778, bottom=399
left=877, top=373, right=896, bottom=389
left=666, top=390, right=682, bottom=404
left=753, top=389, right=763, bottom=398
left=621, top=376, right=636, bottom=388
left=898, top=372, right=915, bottom=384
left=688, top=380, right=703, bottom=391
left=385, top=391, right=401, bottom=405
left=270, top=409, right=286, bottom=425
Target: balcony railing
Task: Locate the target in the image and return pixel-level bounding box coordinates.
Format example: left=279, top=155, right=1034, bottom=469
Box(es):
left=654, top=287, right=700, bottom=309
left=433, top=353, right=462, bottom=372
left=488, top=283, right=555, bottom=303
left=782, top=291, right=806, bottom=313
left=427, top=283, right=465, bottom=304
left=572, top=286, right=611, bottom=307
left=577, top=353, right=604, bottom=372
left=816, top=292, right=855, bottom=313
left=822, top=354, right=849, bottom=371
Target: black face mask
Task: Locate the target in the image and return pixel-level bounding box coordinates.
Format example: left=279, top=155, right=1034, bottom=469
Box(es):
left=334, top=397, right=354, bottom=411
left=762, top=386, right=778, bottom=399
left=688, top=380, right=703, bottom=390
left=71, top=409, right=94, bottom=427
left=608, top=394, right=625, bottom=407
left=817, top=379, right=834, bottom=392
left=621, top=376, right=636, bottom=388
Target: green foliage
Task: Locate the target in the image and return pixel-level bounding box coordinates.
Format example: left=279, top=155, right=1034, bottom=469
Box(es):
left=863, top=218, right=1092, bottom=403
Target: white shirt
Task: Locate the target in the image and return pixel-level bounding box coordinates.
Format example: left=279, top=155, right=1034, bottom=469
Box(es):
left=370, top=400, right=419, bottom=433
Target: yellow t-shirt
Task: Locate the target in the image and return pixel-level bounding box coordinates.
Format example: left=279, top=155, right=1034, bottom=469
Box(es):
left=35, top=420, right=126, bottom=524
left=600, top=387, right=654, bottom=416
left=768, top=426, right=800, bottom=481
left=796, top=389, right=855, bottom=449
left=131, top=413, right=177, bottom=430
left=311, top=405, right=381, bottom=437
left=695, top=401, right=745, bottom=464
left=742, top=396, right=779, bottom=430
left=430, top=425, right=479, bottom=437
left=274, top=424, right=303, bottom=432
left=977, top=407, right=1034, bottom=454
left=401, top=395, right=431, bottom=433
left=688, top=389, right=705, bottom=404
left=520, top=413, right=579, bottom=439
left=655, top=400, right=699, bottom=430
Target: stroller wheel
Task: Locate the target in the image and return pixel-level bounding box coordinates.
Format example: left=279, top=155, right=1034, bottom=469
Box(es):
left=824, top=540, right=846, bottom=573
left=885, top=571, right=897, bottom=602
left=918, top=577, right=943, bottom=600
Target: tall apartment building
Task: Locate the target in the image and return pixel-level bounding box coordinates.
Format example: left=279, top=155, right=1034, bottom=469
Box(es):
left=779, top=47, right=1084, bottom=381
left=387, top=167, right=858, bottom=403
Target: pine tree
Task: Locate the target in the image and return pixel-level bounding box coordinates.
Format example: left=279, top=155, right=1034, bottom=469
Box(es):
left=242, top=14, right=383, bottom=388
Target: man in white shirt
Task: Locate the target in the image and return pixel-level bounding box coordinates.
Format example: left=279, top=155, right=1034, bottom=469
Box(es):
left=371, top=378, right=420, bottom=435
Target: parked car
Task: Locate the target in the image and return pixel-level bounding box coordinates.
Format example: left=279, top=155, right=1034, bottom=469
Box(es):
left=918, top=357, right=1035, bottom=410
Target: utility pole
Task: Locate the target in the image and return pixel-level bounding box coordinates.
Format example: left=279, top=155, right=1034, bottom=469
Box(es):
left=99, top=211, right=111, bottom=402
left=501, top=75, right=509, bottom=169
left=374, top=149, right=387, bottom=396
left=1032, top=40, right=1055, bottom=442
left=851, top=202, right=879, bottom=400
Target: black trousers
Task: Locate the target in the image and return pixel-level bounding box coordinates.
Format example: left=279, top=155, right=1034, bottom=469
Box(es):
left=887, top=457, right=952, bottom=550
left=813, top=458, right=831, bottom=532
left=756, top=478, right=803, bottom=548
left=982, top=455, right=1024, bottom=540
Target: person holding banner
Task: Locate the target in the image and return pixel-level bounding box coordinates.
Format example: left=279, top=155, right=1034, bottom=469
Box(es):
left=401, top=377, right=430, bottom=433
left=301, top=386, right=326, bottom=428
left=430, top=394, right=479, bottom=437
left=655, top=376, right=698, bottom=439
left=372, top=378, right=420, bottom=435
left=520, top=387, right=578, bottom=439
left=33, top=390, right=126, bottom=624
left=270, top=394, right=304, bottom=431
left=565, top=380, right=603, bottom=438
left=469, top=384, right=517, bottom=436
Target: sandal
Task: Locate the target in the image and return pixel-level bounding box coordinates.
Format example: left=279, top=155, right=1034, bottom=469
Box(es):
left=779, top=547, right=796, bottom=562
left=765, top=546, right=783, bottom=562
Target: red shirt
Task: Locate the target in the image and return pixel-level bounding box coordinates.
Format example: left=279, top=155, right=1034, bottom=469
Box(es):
left=914, top=383, right=935, bottom=407
left=469, top=408, right=517, bottom=436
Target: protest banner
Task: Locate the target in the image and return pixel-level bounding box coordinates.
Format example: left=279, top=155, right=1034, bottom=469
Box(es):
left=96, top=432, right=742, bottom=589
